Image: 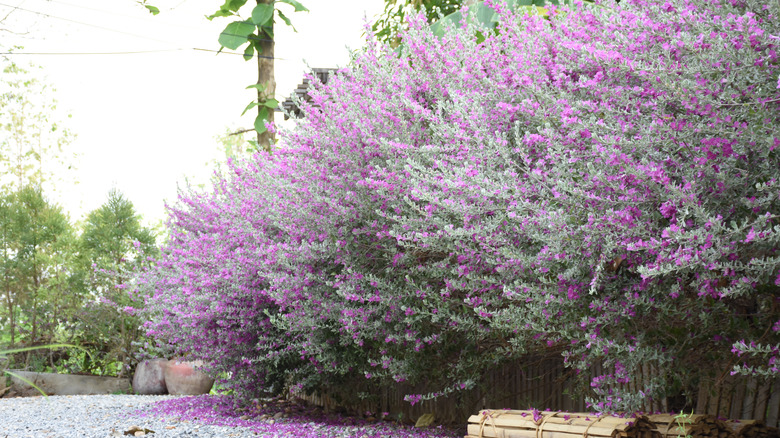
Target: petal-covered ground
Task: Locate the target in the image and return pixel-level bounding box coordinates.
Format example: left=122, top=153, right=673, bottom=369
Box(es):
left=134, top=395, right=464, bottom=437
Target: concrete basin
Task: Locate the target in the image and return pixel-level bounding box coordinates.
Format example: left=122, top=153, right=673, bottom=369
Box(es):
left=8, top=371, right=132, bottom=396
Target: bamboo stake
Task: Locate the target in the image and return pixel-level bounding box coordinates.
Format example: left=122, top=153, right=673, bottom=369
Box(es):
left=469, top=410, right=659, bottom=438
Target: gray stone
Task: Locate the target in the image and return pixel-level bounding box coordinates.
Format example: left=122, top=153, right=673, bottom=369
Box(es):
left=8, top=371, right=132, bottom=396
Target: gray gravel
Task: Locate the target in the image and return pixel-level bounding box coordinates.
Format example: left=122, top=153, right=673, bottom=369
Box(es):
left=0, top=394, right=260, bottom=438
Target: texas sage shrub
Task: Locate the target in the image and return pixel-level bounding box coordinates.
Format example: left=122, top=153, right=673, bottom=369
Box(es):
left=376, top=0, right=780, bottom=410
left=136, top=0, right=779, bottom=412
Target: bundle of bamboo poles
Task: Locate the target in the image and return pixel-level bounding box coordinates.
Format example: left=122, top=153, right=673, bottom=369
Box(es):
left=648, top=414, right=734, bottom=438
left=466, top=410, right=660, bottom=438
left=726, top=420, right=780, bottom=438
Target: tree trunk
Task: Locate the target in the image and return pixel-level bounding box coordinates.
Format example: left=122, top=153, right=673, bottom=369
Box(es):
left=256, top=0, right=275, bottom=151
left=31, top=268, right=39, bottom=344
left=118, top=316, right=126, bottom=378
left=4, top=280, right=14, bottom=346
left=1, top=219, right=15, bottom=346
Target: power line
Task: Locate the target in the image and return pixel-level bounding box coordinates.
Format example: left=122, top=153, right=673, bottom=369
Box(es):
left=0, top=48, right=187, bottom=55
left=4, top=1, right=276, bottom=44
left=0, top=2, right=282, bottom=57
left=0, top=2, right=289, bottom=60
left=192, top=47, right=283, bottom=60
left=0, top=1, right=180, bottom=45
left=0, top=47, right=288, bottom=59
left=0, top=0, right=26, bottom=23
left=39, top=0, right=203, bottom=30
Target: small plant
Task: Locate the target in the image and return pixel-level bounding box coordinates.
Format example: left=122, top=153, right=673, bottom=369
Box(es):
left=673, top=410, right=695, bottom=438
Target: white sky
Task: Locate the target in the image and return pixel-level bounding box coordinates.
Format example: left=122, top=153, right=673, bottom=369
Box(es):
left=0, top=0, right=385, bottom=226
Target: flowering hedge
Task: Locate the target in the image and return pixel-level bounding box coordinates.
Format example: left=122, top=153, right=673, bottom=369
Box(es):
left=136, top=0, right=780, bottom=412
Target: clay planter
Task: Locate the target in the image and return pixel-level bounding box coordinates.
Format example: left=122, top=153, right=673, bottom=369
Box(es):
left=163, top=359, right=214, bottom=395
left=132, top=359, right=169, bottom=395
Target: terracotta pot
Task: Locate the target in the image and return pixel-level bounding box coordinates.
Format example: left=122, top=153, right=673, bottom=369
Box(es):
left=132, top=359, right=169, bottom=395
left=163, top=359, right=214, bottom=395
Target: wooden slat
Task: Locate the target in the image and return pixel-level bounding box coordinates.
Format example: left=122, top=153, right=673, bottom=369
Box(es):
left=732, top=381, right=747, bottom=420
left=742, top=378, right=758, bottom=419
left=697, top=379, right=711, bottom=415
left=754, top=382, right=770, bottom=425
left=716, top=385, right=728, bottom=419
left=766, top=380, right=780, bottom=428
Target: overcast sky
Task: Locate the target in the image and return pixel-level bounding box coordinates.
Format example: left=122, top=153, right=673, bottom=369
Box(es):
left=0, top=0, right=385, bottom=225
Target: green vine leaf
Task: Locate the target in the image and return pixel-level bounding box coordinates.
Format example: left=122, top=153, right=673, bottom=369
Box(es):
left=144, top=4, right=160, bottom=15
left=254, top=107, right=270, bottom=134
left=246, top=83, right=266, bottom=92
left=243, top=43, right=255, bottom=61
left=218, top=21, right=256, bottom=50
left=251, top=3, right=274, bottom=26
left=219, top=0, right=248, bottom=13
left=207, top=0, right=249, bottom=20
left=241, top=100, right=261, bottom=116
left=276, top=9, right=293, bottom=28
left=207, top=9, right=233, bottom=20
left=276, top=0, right=308, bottom=12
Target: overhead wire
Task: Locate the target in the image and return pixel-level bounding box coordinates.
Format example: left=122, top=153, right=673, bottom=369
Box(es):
left=0, top=48, right=187, bottom=55
left=0, top=1, right=176, bottom=44
left=39, top=0, right=205, bottom=30
left=1, top=48, right=282, bottom=59
left=0, top=0, right=26, bottom=22
left=0, top=1, right=286, bottom=59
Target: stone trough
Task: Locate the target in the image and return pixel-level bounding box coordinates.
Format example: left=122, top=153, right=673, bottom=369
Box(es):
left=8, top=371, right=132, bottom=396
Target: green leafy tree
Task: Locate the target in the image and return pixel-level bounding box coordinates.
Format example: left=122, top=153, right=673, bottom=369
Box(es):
left=374, top=0, right=567, bottom=47
left=81, top=189, right=157, bottom=281
left=76, top=189, right=158, bottom=376
left=0, top=187, right=70, bottom=350
left=0, top=57, right=80, bottom=370
left=0, top=191, right=16, bottom=347
left=372, top=0, right=467, bottom=46
left=0, top=58, right=76, bottom=193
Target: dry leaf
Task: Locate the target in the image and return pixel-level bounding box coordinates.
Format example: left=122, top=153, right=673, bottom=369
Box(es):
left=124, top=426, right=155, bottom=436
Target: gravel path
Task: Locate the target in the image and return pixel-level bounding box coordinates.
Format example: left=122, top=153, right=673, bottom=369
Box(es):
left=0, top=394, right=258, bottom=438
left=0, top=394, right=463, bottom=438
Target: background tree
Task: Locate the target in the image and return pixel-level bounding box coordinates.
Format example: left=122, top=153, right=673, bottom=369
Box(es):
left=0, top=187, right=70, bottom=352
left=0, top=57, right=75, bottom=193
left=374, top=0, right=564, bottom=47
left=0, top=191, right=17, bottom=346
left=372, top=0, right=468, bottom=46
left=76, top=189, right=159, bottom=376
left=0, top=56, right=81, bottom=371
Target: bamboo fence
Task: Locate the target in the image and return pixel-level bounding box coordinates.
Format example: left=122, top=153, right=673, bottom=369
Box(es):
left=293, top=357, right=780, bottom=427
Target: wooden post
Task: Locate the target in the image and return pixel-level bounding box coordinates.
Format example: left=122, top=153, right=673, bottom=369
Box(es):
left=256, top=0, right=275, bottom=151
